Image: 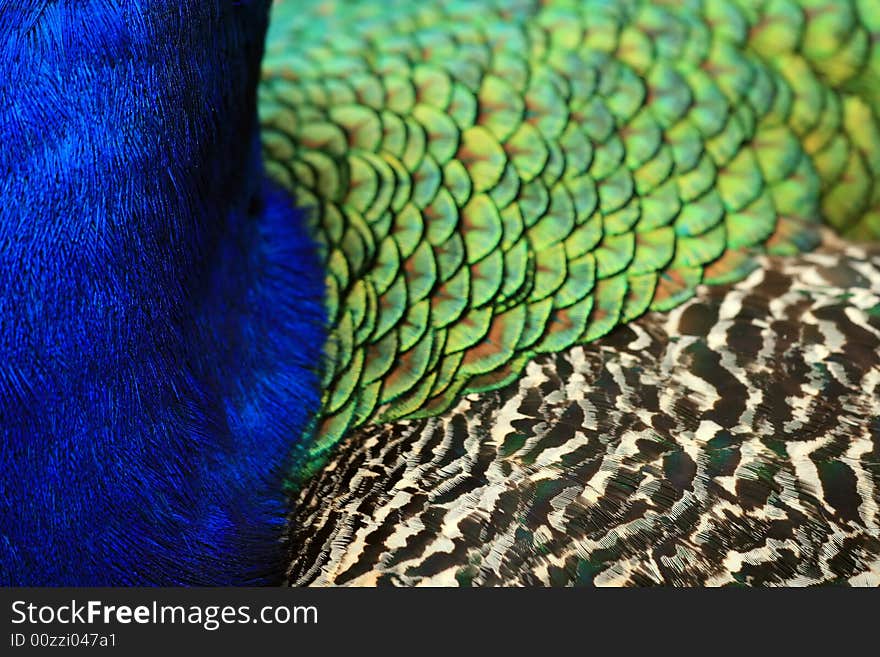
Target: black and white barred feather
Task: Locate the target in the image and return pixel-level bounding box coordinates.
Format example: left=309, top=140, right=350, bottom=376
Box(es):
left=287, top=237, right=880, bottom=586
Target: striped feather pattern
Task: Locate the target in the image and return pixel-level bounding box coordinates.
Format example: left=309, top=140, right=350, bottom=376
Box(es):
left=287, top=237, right=880, bottom=586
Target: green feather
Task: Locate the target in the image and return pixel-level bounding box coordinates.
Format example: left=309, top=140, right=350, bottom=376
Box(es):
left=261, top=0, right=880, bottom=474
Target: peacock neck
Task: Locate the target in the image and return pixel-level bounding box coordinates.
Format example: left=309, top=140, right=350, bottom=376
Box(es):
left=0, top=1, right=271, bottom=312
left=0, top=1, right=328, bottom=585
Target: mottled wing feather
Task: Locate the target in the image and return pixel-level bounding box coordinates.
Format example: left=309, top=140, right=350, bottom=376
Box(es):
left=286, top=242, right=880, bottom=586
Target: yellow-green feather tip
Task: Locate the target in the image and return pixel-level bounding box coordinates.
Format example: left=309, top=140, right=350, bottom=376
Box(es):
left=260, top=0, right=880, bottom=475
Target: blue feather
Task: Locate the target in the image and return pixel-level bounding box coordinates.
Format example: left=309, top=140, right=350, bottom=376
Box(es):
left=0, top=1, right=326, bottom=584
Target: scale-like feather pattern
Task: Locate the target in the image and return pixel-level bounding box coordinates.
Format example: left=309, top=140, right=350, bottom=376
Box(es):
left=259, top=0, right=880, bottom=475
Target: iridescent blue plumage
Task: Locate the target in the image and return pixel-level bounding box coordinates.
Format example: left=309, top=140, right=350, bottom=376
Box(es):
left=0, top=1, right=326, bottom=584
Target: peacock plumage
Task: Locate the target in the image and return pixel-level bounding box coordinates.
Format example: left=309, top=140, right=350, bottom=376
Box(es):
left=287, top=240, right=880, bottom=586
left=1, top=0, right=879, bottom=586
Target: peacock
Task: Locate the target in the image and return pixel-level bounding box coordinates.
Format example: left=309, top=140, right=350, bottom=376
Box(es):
left=1, top=0, right=879, bottom=586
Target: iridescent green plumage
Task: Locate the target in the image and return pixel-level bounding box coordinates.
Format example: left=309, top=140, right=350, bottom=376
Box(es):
left=259, top=0, right=880, bottom=476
